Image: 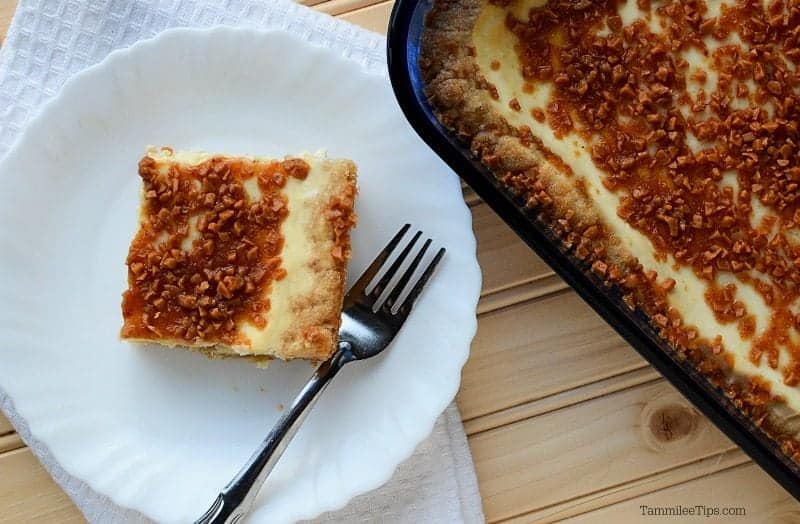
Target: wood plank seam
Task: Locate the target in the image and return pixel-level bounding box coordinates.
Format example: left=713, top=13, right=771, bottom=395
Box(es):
left=477, top=274, right=568, bottom=316
left=464, top=369, right=661, bottom=436
left=0, top=432, right=25, bottom=455
left=557, top=461, right=798, bottom=524
left=464, top=188, right=481, bottom=207
left=481, top=269, right=558, bottom=298
left=501, top=454, right=745, bottom=523
left=317, top=0, right=388, bottom=15
left=478, top=286, right=573, bottom=317
left=495, top=452, right=750, bottom=523
left=463, top=367, right=661, bottom=435
left=300, top=0, right=332, bottom=5
left=336, top=0, right=394, bottom=18
left=336, top=0, right=394, bottom=34
left=469, top=378, right=749, bottom=521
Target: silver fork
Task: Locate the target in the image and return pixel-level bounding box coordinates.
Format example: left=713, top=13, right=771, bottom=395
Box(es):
left=196, top=224, right=445, bottom=524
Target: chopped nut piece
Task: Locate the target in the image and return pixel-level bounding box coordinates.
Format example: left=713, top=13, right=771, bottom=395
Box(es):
left=178, top=294, right=197, bottom=309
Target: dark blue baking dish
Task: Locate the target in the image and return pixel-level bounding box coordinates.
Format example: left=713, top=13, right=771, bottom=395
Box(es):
left=386, top=0, right=800, bottom=501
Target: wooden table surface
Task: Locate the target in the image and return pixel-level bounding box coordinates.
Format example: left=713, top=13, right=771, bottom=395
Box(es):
left=1, top=1, right=799, bottom=522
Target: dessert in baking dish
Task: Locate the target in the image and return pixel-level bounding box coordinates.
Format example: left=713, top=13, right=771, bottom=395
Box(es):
left=121, top=147, right=357, bottom=363
left=422, top=0, right=800, bottom=453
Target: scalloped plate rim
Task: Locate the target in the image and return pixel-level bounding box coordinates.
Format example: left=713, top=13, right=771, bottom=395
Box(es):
left=0, top=25, right=480, bottom=523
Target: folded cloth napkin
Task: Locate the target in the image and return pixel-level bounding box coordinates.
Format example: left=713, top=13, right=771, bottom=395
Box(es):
left=0, top=0, right=485, bottom=522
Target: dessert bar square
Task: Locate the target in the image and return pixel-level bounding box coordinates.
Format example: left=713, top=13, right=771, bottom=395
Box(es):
left=121, top=147, right=357, bottom=363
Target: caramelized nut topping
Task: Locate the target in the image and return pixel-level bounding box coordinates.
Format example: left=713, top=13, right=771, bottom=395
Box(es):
left=121, top=154, right=311, bottom=345
left=498, top=0, right=800, bottom=369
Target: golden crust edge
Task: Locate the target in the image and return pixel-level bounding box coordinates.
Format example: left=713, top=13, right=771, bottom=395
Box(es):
left=275, top=157, right=358, bottom=362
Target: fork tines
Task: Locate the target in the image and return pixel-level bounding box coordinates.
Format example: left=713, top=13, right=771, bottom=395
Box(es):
left=352, top=224, right=445, bottom=317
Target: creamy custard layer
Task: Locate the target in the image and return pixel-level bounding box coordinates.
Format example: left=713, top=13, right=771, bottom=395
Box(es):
left=421, top=0, right=800, bottom=431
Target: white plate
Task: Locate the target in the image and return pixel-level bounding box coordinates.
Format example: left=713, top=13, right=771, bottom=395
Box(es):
left=0, top=27, right=480, bottom=523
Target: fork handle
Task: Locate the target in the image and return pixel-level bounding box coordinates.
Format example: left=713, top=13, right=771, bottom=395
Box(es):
left=195, top=341, right=355, bottom=524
